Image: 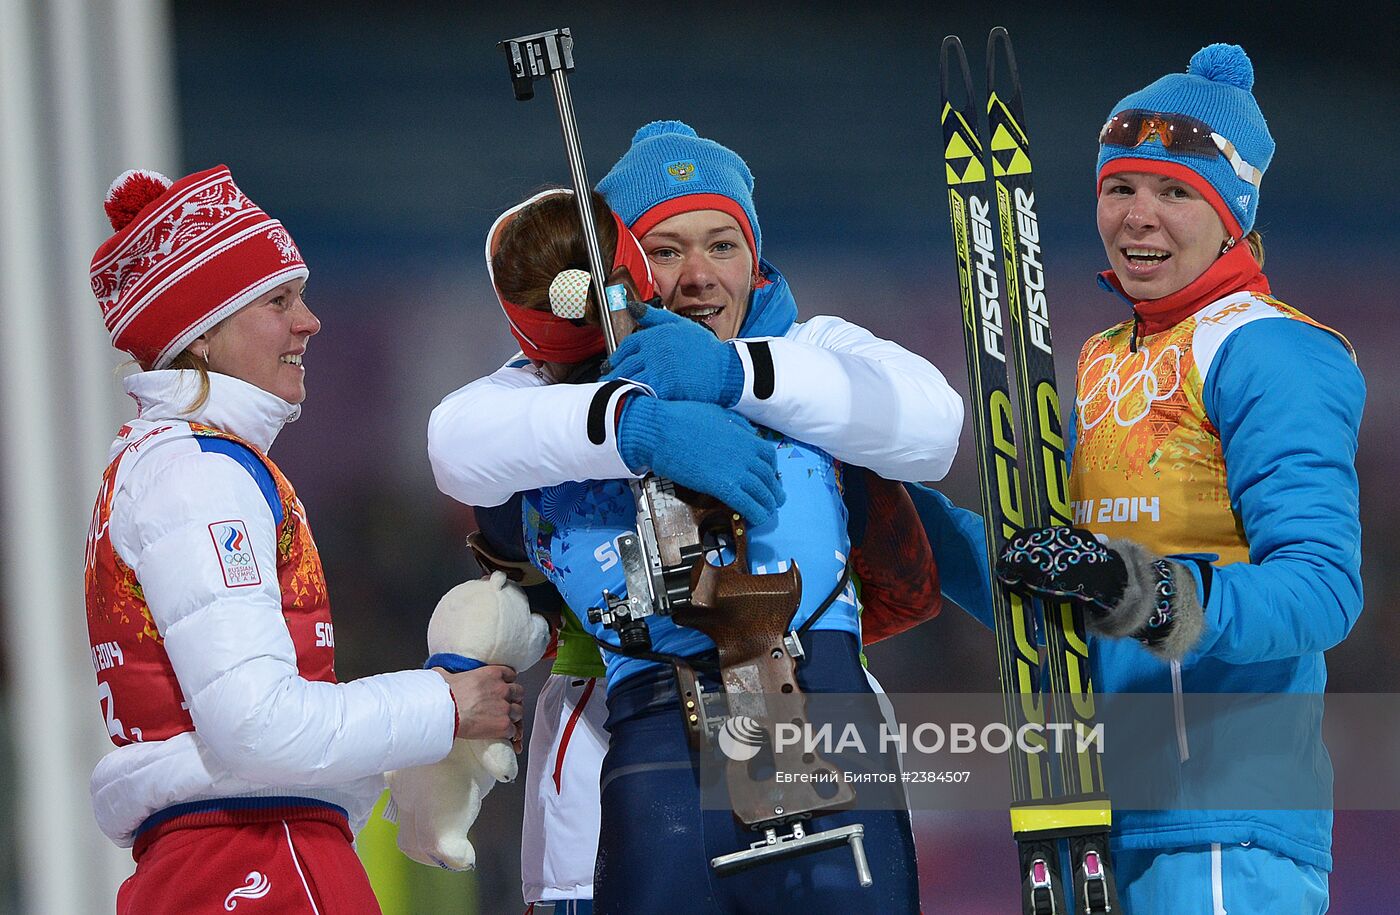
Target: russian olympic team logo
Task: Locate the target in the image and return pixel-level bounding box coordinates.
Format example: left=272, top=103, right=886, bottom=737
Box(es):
left=224, top=871, right=271, bottom=909
left=209, top=520, right=261, bottom=588
left=1077, top=344, right=1182, bottom=430
left=718, top=715, right=768, bottom=762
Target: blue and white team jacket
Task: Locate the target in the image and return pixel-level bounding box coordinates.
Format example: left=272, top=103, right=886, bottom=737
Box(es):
left=909, top=279, right=1366, bottom=871
left=523, top=434, right=861, bottom=687
left=427, top=264, right=963, bottom=511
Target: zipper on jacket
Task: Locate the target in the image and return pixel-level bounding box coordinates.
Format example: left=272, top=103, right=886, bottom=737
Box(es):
left=1171, top=660, right=1190, bottom=762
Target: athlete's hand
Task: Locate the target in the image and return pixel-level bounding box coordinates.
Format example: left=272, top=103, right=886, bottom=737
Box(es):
left=994, top=527, right=1206, bottom=660
left=995, top=527, right=1127, bottom=614
left=601, top=304, right=745, bottom=406
left=617, top=395, right=785, bottom=525
left=435, top=665, right=525, bottom=744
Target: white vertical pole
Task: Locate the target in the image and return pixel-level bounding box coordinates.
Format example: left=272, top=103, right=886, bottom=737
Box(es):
left=51, top=0, right=132, bottom=470
left=0, top=1, right=103, bottom=911
left=1, top=0, right=180, bottom=910
left=85, top=4, right=183, bottom=900
left=109, top=0, right=181, bottom=172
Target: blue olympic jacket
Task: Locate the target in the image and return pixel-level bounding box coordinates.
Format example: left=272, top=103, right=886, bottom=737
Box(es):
left=522, top=261, right=860, bottom=688
left=909, top=302, right=1365, bottom=871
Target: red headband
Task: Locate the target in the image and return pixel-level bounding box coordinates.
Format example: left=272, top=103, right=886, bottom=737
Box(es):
left=487, top=192, right=656, bottom=363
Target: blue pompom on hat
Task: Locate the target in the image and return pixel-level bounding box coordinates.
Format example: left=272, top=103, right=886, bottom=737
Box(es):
left=597, top=120, right=762, bottom=274
left=1097, top=43, right=1274, bottom=237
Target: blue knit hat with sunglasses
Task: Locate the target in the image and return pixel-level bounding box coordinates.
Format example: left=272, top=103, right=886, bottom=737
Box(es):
left=1097, top=43, right=1274, bottom=238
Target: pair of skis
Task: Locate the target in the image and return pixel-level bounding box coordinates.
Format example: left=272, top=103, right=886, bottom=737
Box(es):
left=939, top=29, right=1120, bottom=914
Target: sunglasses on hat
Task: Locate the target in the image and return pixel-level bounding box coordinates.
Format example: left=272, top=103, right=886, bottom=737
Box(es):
left=1099, top=109, right=1263, bottom=188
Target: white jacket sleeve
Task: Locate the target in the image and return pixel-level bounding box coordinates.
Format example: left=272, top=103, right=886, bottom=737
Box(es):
left=728, top=315, right=963, bottom=482
left=428, top=362, right=643, bottom=508
left=111, top=447, right=456, bottom=785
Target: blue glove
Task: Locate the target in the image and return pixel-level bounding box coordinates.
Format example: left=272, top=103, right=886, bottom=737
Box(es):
left=602, top=305, right=745, bottom=407
left=617, top=396, right=784, bottom=525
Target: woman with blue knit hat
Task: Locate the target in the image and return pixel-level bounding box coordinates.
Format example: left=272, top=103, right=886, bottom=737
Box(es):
left=430, top=124, right=968, bottom=911
left=432, top=120, right=963, bottom=492
left=909, top=43, right=1364, bottom=912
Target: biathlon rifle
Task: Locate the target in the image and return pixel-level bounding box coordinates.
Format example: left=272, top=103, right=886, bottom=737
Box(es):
left=496, top=27, right=798, bottom=656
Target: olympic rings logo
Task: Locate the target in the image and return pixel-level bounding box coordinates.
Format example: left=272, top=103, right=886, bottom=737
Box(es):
left=1077, top=344, right=1182, bottom=429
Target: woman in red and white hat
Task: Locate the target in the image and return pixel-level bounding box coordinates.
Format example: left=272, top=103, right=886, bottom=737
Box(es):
left=84, top=165, right=525, bottom=913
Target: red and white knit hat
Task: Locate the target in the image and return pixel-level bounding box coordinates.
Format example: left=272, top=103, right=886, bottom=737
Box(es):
left=90, top=164, right=309, bottom=370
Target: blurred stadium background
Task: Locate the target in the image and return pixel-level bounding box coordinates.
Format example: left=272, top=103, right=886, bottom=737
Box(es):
left=2, top=1, right=1396, bottom=912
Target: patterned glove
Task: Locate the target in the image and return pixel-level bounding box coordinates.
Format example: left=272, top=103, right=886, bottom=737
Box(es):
left=995, top=526, right=1205, bottom=660
left=617, top=395, right=784, bottom=525
left=601, top=304, right=745, bottom=406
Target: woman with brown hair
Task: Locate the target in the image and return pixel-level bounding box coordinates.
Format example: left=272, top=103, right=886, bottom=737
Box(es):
left=429, top=160, right=961, bottom=909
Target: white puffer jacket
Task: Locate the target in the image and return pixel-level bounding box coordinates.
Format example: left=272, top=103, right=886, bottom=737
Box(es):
left=88, top=370, right=455, bottom=847
left=429, top=315, right=964, bottom=508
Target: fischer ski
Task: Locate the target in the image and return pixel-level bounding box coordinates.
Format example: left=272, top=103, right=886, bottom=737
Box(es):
left=939, top=28, right=1121, bottom=914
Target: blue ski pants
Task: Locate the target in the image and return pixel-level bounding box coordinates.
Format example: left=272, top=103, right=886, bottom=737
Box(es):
left=1096, top=842, right=1328, bottom=914
left=592, top=631, right=920, bottom=914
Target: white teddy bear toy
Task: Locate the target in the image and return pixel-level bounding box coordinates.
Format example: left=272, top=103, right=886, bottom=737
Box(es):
left=385, top=571, right=551, bottom=870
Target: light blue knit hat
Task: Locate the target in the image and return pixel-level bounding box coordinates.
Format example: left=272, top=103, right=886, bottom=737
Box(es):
left=1097, top=44, right=1274, bottom=237
left=596, top=120, right=761, bottom=272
